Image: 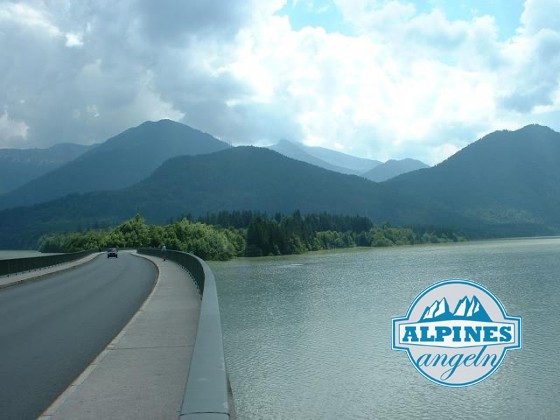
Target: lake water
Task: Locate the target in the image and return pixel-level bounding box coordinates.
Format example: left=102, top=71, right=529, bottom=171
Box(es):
left=210, top=238, right=560, bottom=420
left=0, top=250, right=51, bottom=260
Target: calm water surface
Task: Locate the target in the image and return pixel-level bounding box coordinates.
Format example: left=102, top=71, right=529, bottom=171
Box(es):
left=211, top=238, right=560, bottom=420
left=0, top=250, right=50, bottom=260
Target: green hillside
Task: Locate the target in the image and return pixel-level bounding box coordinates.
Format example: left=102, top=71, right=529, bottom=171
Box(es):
left=389, top=124, right=560, bottom=235
left=135, top=146, right=402, bottom=218
left=2, top=124, right=560, bottom=249
left=0, top=146, right=435, bottom=248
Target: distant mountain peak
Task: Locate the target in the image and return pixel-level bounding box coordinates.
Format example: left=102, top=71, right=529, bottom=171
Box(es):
left=269, top=139, right=382, bottom=175
left=0, top=120, right=230, bottom=210
left=268, top=140, right=356, bottom=174
left=362, top=158, right=429, bottom=182
left=516, top=124, right=557, bottom=137
left=519, top=123, right=554, bottom=131
left=274, top=138, right=302, bottom=149
left=480, top=124, right=557, bottom=143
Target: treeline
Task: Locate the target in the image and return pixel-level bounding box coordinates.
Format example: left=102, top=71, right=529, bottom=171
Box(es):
left=197, top=210, right=373, bottom=232
left=239, top=211, right=465, bottom=256
left=38, top=211, right=466, bottom=260
left=38, top=215, right=245, bottom=261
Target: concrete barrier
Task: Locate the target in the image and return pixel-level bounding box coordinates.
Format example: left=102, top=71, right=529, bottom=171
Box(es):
left=137, top=249, right=231, bottom=419
left=0, top=250, right=96, bottom=277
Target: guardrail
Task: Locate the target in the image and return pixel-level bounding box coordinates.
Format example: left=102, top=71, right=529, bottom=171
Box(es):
left=0, top=250, right=96, bottom=277
left=137, top=248, right=231, bottom=420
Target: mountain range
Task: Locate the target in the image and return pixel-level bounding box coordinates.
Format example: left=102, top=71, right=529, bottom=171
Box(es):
left=0, top=120, right=230, bottom=209
left=0, top=146, right=411, bottom=247
left=0, top=120, right=559, bottom=248
left=268, top=139, right=428, bottom=180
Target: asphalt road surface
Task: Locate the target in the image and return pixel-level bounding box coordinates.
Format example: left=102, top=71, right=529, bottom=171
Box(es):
left=0, top=252, right=157, bottom=420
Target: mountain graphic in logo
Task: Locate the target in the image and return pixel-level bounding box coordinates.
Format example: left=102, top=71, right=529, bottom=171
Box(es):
left=420, top=296, right=492, bottom=322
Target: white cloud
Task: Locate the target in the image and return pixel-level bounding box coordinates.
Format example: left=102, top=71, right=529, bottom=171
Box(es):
left=0, top=0, right=559, bottom=166
left=520, top=0, right=560, bottom=35
left=0, top=111, right=29, bottom=146
left=65, top=32, right=83, bottom=48
left=499, top=28, right=560, bottom=113
left=0, top=2, right=61, bottom=37
left=207, top=4, right=508, bottom=163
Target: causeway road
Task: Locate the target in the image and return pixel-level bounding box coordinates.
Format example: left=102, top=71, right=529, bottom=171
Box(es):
left=0, top=252, right=157, bottom=420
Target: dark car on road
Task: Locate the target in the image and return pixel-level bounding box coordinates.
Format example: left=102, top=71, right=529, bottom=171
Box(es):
left=107, top=248, right=118, bottom=258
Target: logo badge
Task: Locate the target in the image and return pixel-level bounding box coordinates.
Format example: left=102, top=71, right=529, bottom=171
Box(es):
left=392, top=279, right=521, bottom=387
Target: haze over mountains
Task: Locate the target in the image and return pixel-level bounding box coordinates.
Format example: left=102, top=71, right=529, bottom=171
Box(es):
left=267, top=139, right=428, bottom=180
left=1, top=120, right=559, bottom=248
left=0, top=143, right=93, bottom=194
left=299, top=143, right=382, bottom=174
left=269, top=140, right=359, bottom=175
left=363, top=159, right=429, bottom=182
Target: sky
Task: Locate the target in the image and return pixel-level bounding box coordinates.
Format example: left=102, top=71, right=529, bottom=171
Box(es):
left=0, top=0, right=559, bottom=165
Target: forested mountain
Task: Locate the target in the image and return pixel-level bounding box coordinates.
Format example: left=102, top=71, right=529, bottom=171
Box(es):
left=0, top=119, right=230, bottom=209
left=134, top=146, right=413, bottom=219
left=363, top=158, right=429, bottom=182
left=1, top=123, right=560, bottom=248
left=0, top=143, right=93, bottom=194
left=0, top=147, right=431, bottom=248
left=389, top=124, right=560, bottom=236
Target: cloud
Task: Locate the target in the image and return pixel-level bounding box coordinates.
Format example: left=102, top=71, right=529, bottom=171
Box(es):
left=0, top=0, right=559, bottom=166
left=0, top=111, right=28, bottom=146
left=65, top=32, right=83, bottom=48
left=0, top=0, right=185, bottom=145
left=0, top=2, right=61, bottom=37
left=135, top=0, right=254, bottom=43
left=497, top=0, right=560, bottom=114
left=520, top=0, right=560, bottom=35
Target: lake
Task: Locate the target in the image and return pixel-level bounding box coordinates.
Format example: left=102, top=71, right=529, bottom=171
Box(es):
left=0, top=250, right=52, bottom=260
left=210, top=238, right=560, bottom=420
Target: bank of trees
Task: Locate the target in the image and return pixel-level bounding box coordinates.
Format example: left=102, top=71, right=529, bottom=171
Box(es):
left=38, top=214, right=245, bottom=261
left=38, top=211, right=466, bottom=260
left=240, top=211, right=464, bottom=256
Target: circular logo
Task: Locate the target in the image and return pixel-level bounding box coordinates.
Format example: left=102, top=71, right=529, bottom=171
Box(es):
left=392, top=279, right=522, bottom=387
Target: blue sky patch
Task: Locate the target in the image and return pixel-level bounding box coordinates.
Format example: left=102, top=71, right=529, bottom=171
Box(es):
left=277, top=0, right=355, bottom=34
left=278, top=0, right=524, bottom=40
